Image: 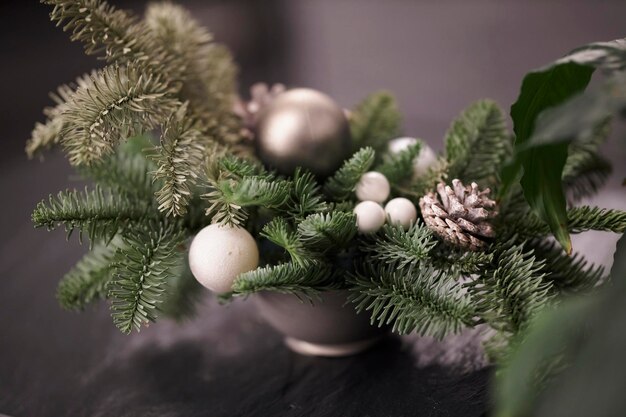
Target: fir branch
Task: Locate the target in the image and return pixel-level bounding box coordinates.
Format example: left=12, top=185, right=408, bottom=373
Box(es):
left=528, top=239, right=606, bottom=294
left=219, top=154, right=268, bottom=179
left=261, top=218, right=313, bottom=267
left=288, top=168, right=328, bottom=218
left=159, top=258, right=205, bottom=322
left=32, top=186, right=151, bottom=244
left=562, top=121, right=612, bottom=202
left=430, top=245, right=494, bottom=275
left=144, top=1, right=236, bottom=116
left=80, top=145, right=156, bottom=200
left=445, top=100, right=511, bottom=187
left=515, top=206, right=626, bottom=237
left=297, top=211, right=358, bottom=252
left=231, top=261, right=341, bottom=298
left=152, top=104, right=207, bottom=217
left=348, top=264, right=476, bottom=338
left=44, top=0, right=155, bottom=64
left=108, top=221, right=185, bottom=334
left=203, top=176, right=291, bottom=226
left=60, top=62, right=180, bottom=166
left=57, top=238, right=123, bottom=311
left=323, top=147, right=375, bottom=201
left=376, top=140, right=422, bottom=184
left=361, top=223, right=436, bottom=269
left=468, top=244, right=552, bottom=334
left=26, top=72, right=94, bottom=158
left=350, top=91, right=402, bottom=156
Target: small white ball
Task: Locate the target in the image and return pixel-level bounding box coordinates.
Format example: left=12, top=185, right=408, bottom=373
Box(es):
left=385, top=197, right=418, bottom=230
left=354, top=201, right=386, bottom=234
left=388, top=137, right=437, bottom=177
left=188, top=224, right=259, bottom=294
left=355, top=171, right=390, bottom=203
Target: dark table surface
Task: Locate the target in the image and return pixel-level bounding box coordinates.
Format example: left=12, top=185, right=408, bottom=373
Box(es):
left=0, top=155, right=491, bottom=417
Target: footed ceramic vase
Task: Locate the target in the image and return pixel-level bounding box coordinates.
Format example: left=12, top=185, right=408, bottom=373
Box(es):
left=255, top=290, right=387, bottom=357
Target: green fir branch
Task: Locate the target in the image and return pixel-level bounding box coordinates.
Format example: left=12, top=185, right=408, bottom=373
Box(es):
left=468, top=244, right=552, bottom=334
left=32, top=186, right=151, bottom=244
left=349, top=264, right=476, bottom=338
left=288, top=168, right=328, bottom=218
left=323, top=147, right=375, bottom=201
left=350, top=91, right=402, bottom=156
left=297, top=211, right=358, bottom=252
left=57, top=238, right=124, bottom=310
left=376, top=140, right=422, bottom=184
left=445, top=100, right=511, bottom=187
left=261, top=218, right=313, bottom=267
left=159, top=258, right=205, bottom=322
left=80, top=146, right=156, bottom=200
left=44, top=0, right=157, bottom=64
left=516, top=206, right=626, bottom=237
left=562, top=121, right=612, bottom=202
left=203, top=176, right=291, bottom=226
left=60, top=62, right=180, bottom=166
left=361, top=223, right=436, bottom=269
left=528, top=239, right=606, bottom=294
left=152, top=104, right=208, bottom=217
left=231, top=261, right=341, bottom=298
left=108, top=221, right=185, bottom=334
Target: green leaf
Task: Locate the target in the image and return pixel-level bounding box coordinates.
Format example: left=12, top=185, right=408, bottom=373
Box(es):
left=506, top=62, right=594, bottom=253
left=502, top=38, right=626, bottom=253
left=349, top=91, right=401, bottom=156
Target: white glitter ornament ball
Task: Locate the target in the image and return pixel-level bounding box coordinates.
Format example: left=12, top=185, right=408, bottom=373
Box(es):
left=188, top=224, right=259, bottom=294
left=354, top=201, right=386, bottom=234
left=388, top=137, right=437, bottom=176
left=385, top=197, right=418, bottom=230
left=356, top=171, right=390, bottom=203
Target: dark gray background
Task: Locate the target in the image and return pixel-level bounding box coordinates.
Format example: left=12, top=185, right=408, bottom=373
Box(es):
left=1, top=1, right=624, bottom=416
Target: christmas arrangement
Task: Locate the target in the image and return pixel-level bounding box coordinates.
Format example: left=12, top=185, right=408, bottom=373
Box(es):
left=29, top=0, right=626, bottom=360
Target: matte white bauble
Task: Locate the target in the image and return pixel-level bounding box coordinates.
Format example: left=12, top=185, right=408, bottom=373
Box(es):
left=353, top=201, right=386, bottom=234
left=384, top=197, right=418, bottom=230
left=388, top=137, right=437, bottom=176
left=188, top=224, right=259, bottom=294
left=355, top=171, right=390, bottom=203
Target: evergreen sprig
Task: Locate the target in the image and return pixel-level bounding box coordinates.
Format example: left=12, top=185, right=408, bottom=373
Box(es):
left=231, top=261, right=341, bottom=298
left=109, top=221, right=185, bottom=334
left=468, top=244, right=552, bottom=334
left=81, top=143, right=156, bottom=200
left=203, top=176, right=291, bottom=226
left=361, top=223, right=436, bottom=269
left=445, top=100, right=511, bottom=188
left=350, top=91, right=402, bottom=156
left=376, top=140, right=422, bottom=184
left=152, top=104, right=207, bottom=216
left=323, top=147, right=375, bottom=201
left=261, top=218, right=312, bottom=267
left=57, top=238, right=124, bottom=310
left=297, top=211, right=358, bottom=252
left=32, top=186, right=151, bottom=244
left=60, top=62, right=180, bottom=166
left=516, top=206, right=626, bottom=237
left=349, top=264, right=476, bottom=338
left=288, top=169, right=328, bottom=218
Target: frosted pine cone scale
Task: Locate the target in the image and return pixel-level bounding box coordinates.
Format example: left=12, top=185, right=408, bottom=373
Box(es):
left=419, top=179, right=496, bottom=251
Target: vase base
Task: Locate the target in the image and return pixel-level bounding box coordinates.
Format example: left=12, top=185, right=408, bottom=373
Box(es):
left=284, top=336, right=382, bottom=357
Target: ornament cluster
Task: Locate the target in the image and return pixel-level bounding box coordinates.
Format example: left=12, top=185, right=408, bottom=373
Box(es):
left=189, top=86, right=445, bottom=293
left=353, top=170, right=418, bottom=233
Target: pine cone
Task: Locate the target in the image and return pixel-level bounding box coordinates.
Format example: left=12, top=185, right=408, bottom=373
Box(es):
left=419, top=179, right=496, bottom=251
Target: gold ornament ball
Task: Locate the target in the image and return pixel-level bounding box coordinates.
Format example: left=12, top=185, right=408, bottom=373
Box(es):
left=256, top=88, right=352, bottom=177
